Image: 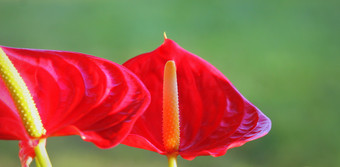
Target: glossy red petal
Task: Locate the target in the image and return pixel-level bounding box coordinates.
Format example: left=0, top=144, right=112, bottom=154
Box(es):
left=122, top=39, right=271, bottom=159
left=0, top=46, right=150, bottom=148
left=0, top=84, right=28, bottom=140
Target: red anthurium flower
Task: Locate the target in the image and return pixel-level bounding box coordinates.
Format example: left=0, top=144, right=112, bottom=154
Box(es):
left=0, top=46, right=150, bottom=166
left=122, top=36, right=271, bottom=164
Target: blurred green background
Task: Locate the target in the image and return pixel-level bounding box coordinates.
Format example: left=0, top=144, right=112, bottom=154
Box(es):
left=0, top=0, right=339, bottom=166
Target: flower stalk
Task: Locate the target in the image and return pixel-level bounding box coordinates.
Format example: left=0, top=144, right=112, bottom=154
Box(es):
left=34, top=139, right=52, bottom=167
left=167, top=154, right=178, bottom=167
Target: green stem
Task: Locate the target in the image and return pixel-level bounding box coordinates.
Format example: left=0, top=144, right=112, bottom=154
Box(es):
left=167, top=154, right=178, bottom=167
left=35, top=157, right=41, bottom=167
left=33, top=139, right=52, bottom=167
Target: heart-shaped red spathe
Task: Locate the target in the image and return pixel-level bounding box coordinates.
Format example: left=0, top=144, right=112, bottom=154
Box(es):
left=122, top=38, right=271, bottom=160
left=0, top=46, right=151, bottom=165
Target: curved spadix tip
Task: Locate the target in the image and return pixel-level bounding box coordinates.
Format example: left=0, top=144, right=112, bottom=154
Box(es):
left=163, top=32, right=168, bottom=40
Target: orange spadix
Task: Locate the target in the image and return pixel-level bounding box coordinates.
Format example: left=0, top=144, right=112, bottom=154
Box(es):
left=162, top=60, right=180, bottom=154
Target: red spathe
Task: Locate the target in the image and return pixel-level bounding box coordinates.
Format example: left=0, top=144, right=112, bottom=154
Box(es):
left=0, top=46, right=151, bottom=165
left=122, top=38, right=271, bottom=160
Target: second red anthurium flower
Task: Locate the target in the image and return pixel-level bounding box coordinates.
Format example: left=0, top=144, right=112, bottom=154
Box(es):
left=0, top=46, right=150, bottom=166
left=122, top=35, right=271, bottom=165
